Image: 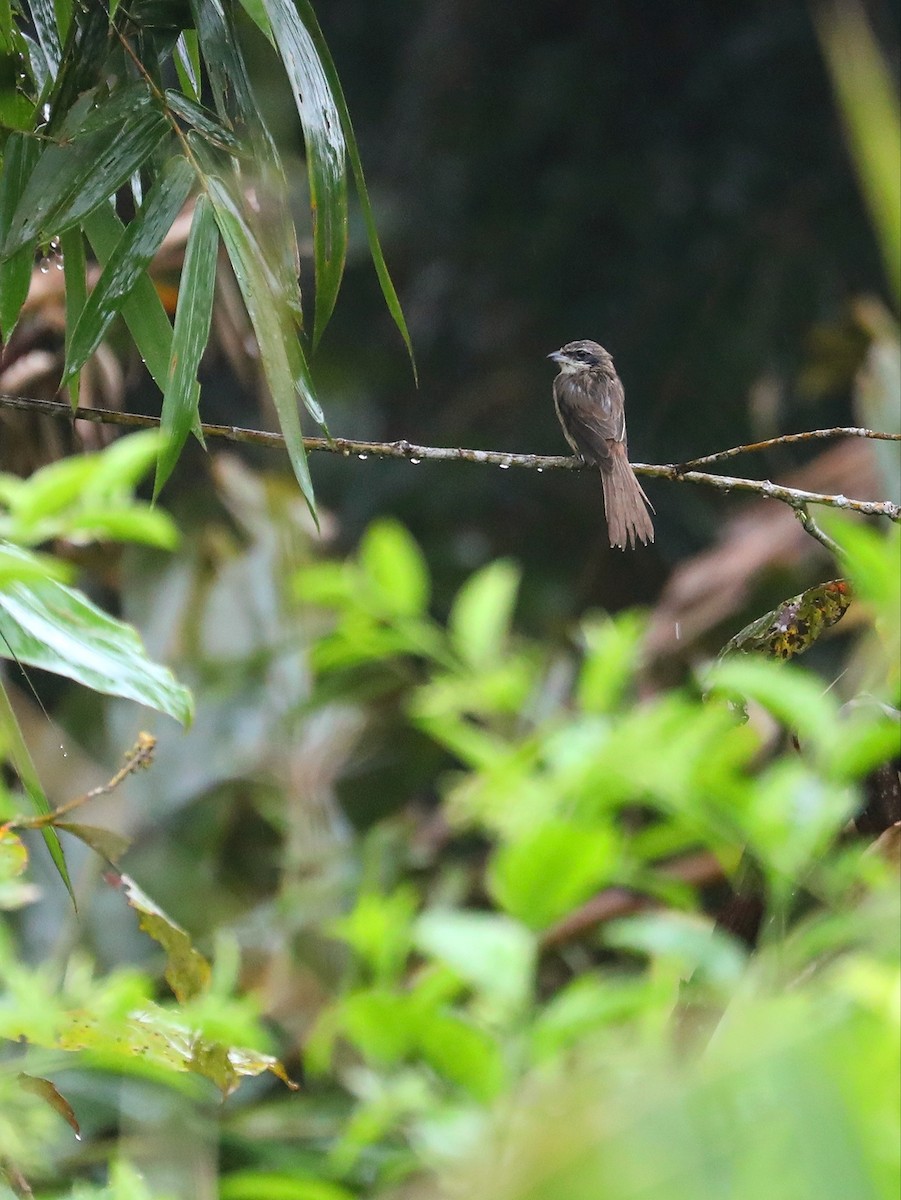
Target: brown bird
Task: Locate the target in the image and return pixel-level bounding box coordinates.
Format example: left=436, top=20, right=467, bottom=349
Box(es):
left=548, top=340, right=655, bottom=549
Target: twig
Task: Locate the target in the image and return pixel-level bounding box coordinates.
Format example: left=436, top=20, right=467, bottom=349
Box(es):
left=677, top=426, right=901, bottom=470
left=8, top=733, right=155, bottom=830
left=2, top=393, right=899, bottom=521
left=793, top=504, right=845, bottom=556
left=540, top=851, right=725, bottom=951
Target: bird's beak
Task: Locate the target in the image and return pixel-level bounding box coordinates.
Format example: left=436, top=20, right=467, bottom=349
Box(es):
left=547, top=351, right=563, bottom=363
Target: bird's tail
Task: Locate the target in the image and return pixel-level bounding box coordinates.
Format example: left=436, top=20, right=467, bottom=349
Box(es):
left=601, top=449, right=655, bottom=549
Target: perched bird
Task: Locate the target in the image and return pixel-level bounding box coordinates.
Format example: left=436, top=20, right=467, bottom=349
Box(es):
left=548, top=340, right=654, bottom=549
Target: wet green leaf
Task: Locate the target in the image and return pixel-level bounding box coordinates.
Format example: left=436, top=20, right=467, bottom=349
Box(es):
left=63, top=156, right=194, bottom=381
left=260, top=0, right=347, bottom=348
left=0, top=548, right=193, bottom=725
left=0, top=133, right=39, bottom=340
left=83, top=202, right=174, bottom=391
left=61, top=226, right=86, bottom=408
left=1, top=107, right=169, bottom=257
left=155, top=194, right=218, bottom=497
left=294, top=0, right=416, bottom=376
left=208, top=175, right=317, bottom=521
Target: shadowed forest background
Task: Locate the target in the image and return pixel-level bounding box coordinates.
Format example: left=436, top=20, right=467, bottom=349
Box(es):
left=0, top=0, right=899, bottom=1197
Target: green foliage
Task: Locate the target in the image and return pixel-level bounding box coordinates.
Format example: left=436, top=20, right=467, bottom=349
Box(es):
left=1, top=471, right=897, bottom=1196
left=286, top=517, right=900, bottom=1194
left=0, top=433, right=192, bottom=724
left=0, top=0, right=414, bottom=514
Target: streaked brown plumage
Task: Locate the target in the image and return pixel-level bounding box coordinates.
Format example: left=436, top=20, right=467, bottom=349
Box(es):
left=548, top=340, right=654, bottom=549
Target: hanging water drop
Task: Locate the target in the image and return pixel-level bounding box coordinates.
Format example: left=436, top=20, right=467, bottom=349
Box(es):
left=409, top=456, right=421, bottom=465
left=357, top=453, right=368, bottom=461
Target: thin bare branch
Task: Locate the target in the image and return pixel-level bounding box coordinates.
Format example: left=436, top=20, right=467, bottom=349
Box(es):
left=793, top=504, right=845, bottom=556
left=677, top=426, right=901, bottom=470
left=2, top=393, right=899, bottom=521
left=10, top=733, right=156, bottom=830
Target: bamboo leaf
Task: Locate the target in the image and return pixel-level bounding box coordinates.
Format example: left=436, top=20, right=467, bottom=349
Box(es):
left=25, top=0, right=61, bottom=76
left=190, top=0, right=303, bottom=330
left=295, top=0, right=416, bottom=377
left=82, top=203, right=174, bottom=391
left=61, top=227, right=86, bottom=408
left=63, top=156, right=194, bottom=381
left=260, top=0, right=347, bottom=349
left=164, top=89, right=246, bottom=155
left=155, top=194, right=218, bottom=497
left=1, top=107, right=169, bottom=258
left=0, top=133, right=39, bottom=341
left=208, top=176, right=318, bottom=521
left=173, top=29, right=201, bottom=101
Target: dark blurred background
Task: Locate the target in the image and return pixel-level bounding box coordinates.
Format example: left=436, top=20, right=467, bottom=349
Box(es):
left=244, top=0, right=899, bottom=623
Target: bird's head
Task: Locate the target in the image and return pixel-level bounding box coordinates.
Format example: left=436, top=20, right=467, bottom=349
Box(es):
left=547, top=340, right=614, bottom=375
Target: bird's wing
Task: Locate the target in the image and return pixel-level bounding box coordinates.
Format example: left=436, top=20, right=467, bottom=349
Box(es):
left=553, top=372, right=625, bottom=465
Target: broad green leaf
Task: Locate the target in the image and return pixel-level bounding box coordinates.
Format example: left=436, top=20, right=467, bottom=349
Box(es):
left=577, top=611, right=645, bottom=713
left=295, top=0, right=416, bottom=376
left=360, top=519, right=430, bottom=617
left=83, top=202, right=174, bottom=391
left=705, top=656, right=840, bottom=757
left=449, top=560, right=520, bottom=668
left=220, top=1174, right=354, bottom=1200
left=605, top=912, right=747, bottom=987
left=61, top=227, right=86, bottom=408
left=155, top=194, right=218, bottom=497
left=0, top=133, right=39, bottom=340
left=414, top=910, right=535, bottom=1016
left=329, top=886, right=418, bottom=985
left=488, top=822, right=618, bottom=929
left=0, top=431, right=178, bottom=547
left=0, top=550, right=193, bottom=725
left=63, top=156, right=194, bottom=381
left=208, top=175, right=317, bottom=520
left=0, top=543, right=71, bottom=586
left=260, top=0, right=347, bottom=348
left=419, top=1013, right=505, bottom=1101
left=1, top=107, right=169, bottom=257
left=0, top=682, right=72, bottom=898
